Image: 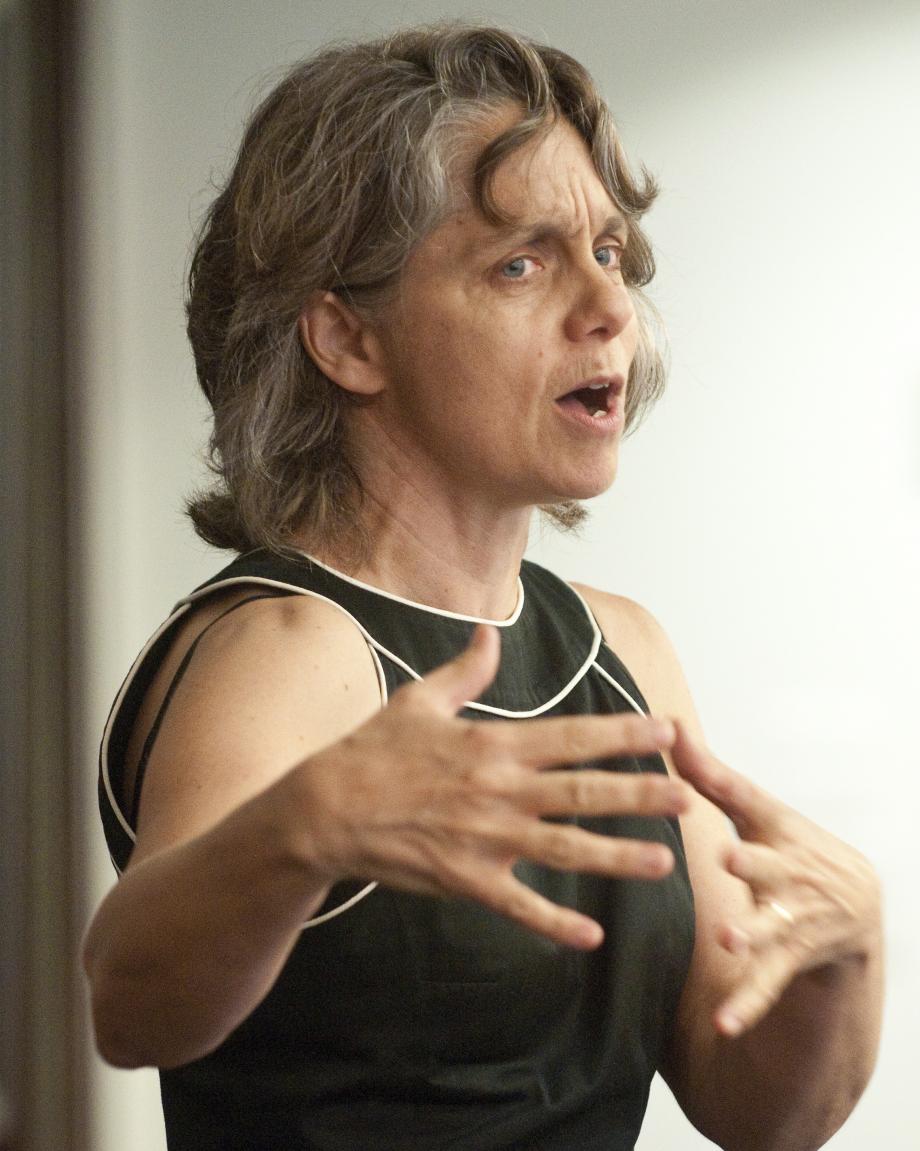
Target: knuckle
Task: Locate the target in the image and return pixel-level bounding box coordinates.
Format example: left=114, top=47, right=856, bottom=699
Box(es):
left=389, top=679, right=430, bottom=717
left=564, top=772, right=596, bottom=812
left=498, top=884, right=535, bottom=924
left=637, top=773, right=665, bottom=809
left=540, top=826, right=579, bottom=869
left=756, top=979, right=783, bottom=1012
left=554, top=719, right=588, bottom=760
left=460, top=720, right=503, bottom=758
left=625, top=840, right=662, bottom=874
left=783, top=931, right=814, bottom=966
left=435, top=852, right=476, bottom=892
left=467, top=760, right=514, bottom=798
left=624, top=713, right=655, bottom=743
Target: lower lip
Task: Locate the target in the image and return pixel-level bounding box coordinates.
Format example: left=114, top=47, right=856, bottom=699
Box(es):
left=555, top=394, right=623, bottom=434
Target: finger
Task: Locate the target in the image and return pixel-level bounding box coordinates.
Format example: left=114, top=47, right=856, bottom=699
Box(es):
left=464, top=868, right=605, bottom=950
left=505, top=712, right=676, bottom=768
left=510, top=768, right=690, bottom=820
left=514, top=818, right=675, bottom=881
left=669, top=721, right=780, bottom=838
left=720, top=896, right=810, bottom=956
left=422, top=624, right=501, bottom=713
left=723, top=841, right=795, bottom=894
left=714, top=946, right=799, bottom=1037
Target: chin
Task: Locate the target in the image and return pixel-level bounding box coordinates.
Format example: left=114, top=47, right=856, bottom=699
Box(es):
left=558, top=462, right=619, bottom=501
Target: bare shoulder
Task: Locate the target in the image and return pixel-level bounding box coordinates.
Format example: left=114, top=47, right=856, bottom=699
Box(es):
left=128, top=589, right=383, bottom=866
left=189, top=588, right=381, bottom=689
left=571, top=582, right=703, bottom=738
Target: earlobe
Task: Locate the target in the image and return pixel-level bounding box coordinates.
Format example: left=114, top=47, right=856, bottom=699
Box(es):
left=298, top=290, right=387, bottom=397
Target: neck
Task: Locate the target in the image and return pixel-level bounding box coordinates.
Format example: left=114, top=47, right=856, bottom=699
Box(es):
left=307, top=453, right=532, bottom=621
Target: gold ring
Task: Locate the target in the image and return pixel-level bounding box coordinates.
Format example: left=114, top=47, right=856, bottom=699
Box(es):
left=768, top=900, right=795, bottom=926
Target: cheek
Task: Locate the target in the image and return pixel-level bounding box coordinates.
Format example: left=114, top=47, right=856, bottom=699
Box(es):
left=618, top=310, right=641, bottom=374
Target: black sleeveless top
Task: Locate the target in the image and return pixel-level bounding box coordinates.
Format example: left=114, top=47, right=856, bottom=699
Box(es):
left=98, top=551, right=695, bottom=1151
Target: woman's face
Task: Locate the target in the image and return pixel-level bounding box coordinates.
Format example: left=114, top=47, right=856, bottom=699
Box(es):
left=367, top=114, right=639, bottom=514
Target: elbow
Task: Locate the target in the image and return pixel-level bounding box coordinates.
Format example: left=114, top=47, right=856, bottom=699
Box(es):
left=87, top=987, right=208, bottom=1071
left=85, top=965, right=155, bottom=1069
left=85, top=968, right=226, bottom=1070
left=82, top=935, right=142, bottom=1068
left=697, top=1094, right=863, bottom=1151
left=83, top=946, right=178, bottom=1069
left=88, top=998, right=153, bottom=1069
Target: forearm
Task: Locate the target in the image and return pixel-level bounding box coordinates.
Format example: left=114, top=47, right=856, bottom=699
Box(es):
left=83, top=781, right=331, bottom=1070
left=670, top=937, right=884, bottom=1151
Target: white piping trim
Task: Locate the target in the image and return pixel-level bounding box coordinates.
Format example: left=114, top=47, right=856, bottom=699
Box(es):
left=303, top=623, right=389, bottom=928
left=302, top=881, right=378, bottom=929
left=175, top=575, right=600, bottom=718
left=466, top=628, right=601, bottom=717
left=366, top=642, right=389, bottom=709
left=101, top=572, right=607, bottom=932
left=567, top=582, right=649, bottom=719
left=100, top=601, right=196, bottom=851
left=592, top=658, right=648, bottom=717
left=100, top=579, right=390, bottom=883
left=103, top=578, right=388, bottom=920
left=292, top=549, right=525, bottom=626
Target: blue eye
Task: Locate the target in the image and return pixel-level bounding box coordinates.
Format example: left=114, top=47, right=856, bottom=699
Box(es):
left=594, top=246, right=620, bottom=268
left=502, top=257, right=529, bottom=279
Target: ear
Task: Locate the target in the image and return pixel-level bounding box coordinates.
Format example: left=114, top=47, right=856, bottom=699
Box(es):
left=298, top=291, right=388, bottom=397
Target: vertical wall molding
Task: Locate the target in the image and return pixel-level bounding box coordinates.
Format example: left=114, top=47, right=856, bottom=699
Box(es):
left=0, top=0, right=86, bottom=1148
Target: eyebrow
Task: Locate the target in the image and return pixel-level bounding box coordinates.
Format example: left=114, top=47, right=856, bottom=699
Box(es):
left=477, top=212, right=629, bottom=254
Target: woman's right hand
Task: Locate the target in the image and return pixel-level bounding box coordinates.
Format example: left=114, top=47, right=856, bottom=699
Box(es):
left=282, top=624, right=688, bottom=950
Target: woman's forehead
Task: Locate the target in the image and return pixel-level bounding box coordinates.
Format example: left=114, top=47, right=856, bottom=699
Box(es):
left=434, top=119, right=623, bottom=259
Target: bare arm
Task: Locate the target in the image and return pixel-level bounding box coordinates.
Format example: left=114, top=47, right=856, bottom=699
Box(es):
left=575, top=586, right=883, bottom=1151
left=84, top=602, right=687, bottom=1070
left=83, top=595, right=383, bottom=1068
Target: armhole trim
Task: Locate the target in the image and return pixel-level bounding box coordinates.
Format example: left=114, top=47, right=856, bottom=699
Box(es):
left=302, top=629, right=387, bottom=929
left=567, top=582, right=650, bottom=719
left=183, top=575, right=601, bottom=718
left=100, top=601, right=195, bottom=861
left=129, top=593, right=285, bottom=827
left=99, top=577, right=390, bottom=895
left=591, top=658, right=647, bottom=717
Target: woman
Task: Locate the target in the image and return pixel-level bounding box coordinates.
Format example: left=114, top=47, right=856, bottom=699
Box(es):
left=85, top=24, right=883, bottom=1151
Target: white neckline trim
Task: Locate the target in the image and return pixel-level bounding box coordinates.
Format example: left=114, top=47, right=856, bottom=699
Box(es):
left=177, top=575, right=592, bottom=716
left=101, top=572, right=602, bottom=854
left=99, top=579, right=393, bottom=865
left=100, top=572, right=637, bottom=930
left=290, top=550, right=525, bottom=626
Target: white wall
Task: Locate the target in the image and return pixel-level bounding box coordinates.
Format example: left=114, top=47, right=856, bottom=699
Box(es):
left=73, top=2, right=920, bottom=1148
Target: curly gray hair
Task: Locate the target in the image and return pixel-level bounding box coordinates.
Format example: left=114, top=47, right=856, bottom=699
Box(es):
left=186, top=23, right=665, bottom=555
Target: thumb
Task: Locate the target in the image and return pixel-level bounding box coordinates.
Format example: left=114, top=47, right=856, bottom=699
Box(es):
left=423, top=624, right=501, bottom=714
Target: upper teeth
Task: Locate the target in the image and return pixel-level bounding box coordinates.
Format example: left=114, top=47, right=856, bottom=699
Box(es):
left=588, top=383, right=607, bottom=390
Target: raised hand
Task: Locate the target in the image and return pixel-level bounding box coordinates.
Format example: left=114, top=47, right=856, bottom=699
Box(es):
left=286, top=625, right=690, bottom=950
left=669, top=721, right=881, bottom=1037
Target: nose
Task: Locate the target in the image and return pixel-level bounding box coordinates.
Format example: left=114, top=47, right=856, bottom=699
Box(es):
left=563, top=260, right=635, bottom=344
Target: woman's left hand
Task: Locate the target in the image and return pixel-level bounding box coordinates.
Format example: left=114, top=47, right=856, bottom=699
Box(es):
left=670, top=721, right=882, bottom=1037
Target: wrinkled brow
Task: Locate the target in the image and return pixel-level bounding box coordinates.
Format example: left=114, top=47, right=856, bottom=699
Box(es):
left=476, top=212, right=629, bottom=254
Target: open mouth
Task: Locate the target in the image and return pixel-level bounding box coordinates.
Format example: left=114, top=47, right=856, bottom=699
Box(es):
left=556, top=378, right=618, bottom=420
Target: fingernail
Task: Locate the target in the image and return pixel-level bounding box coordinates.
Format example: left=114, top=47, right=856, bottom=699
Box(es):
left=652, top=718, right=676, bottom=742
left=643, top=845, right=674, bottom=876
left=718, top=1010, right=743, bottom=1037
left=671, top=780, right=692, bottom=808
left=576, top=920, right=604, bottom=949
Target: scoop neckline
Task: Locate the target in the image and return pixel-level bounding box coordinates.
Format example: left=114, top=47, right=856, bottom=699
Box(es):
left=294, top=550, right=526, bottom=627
